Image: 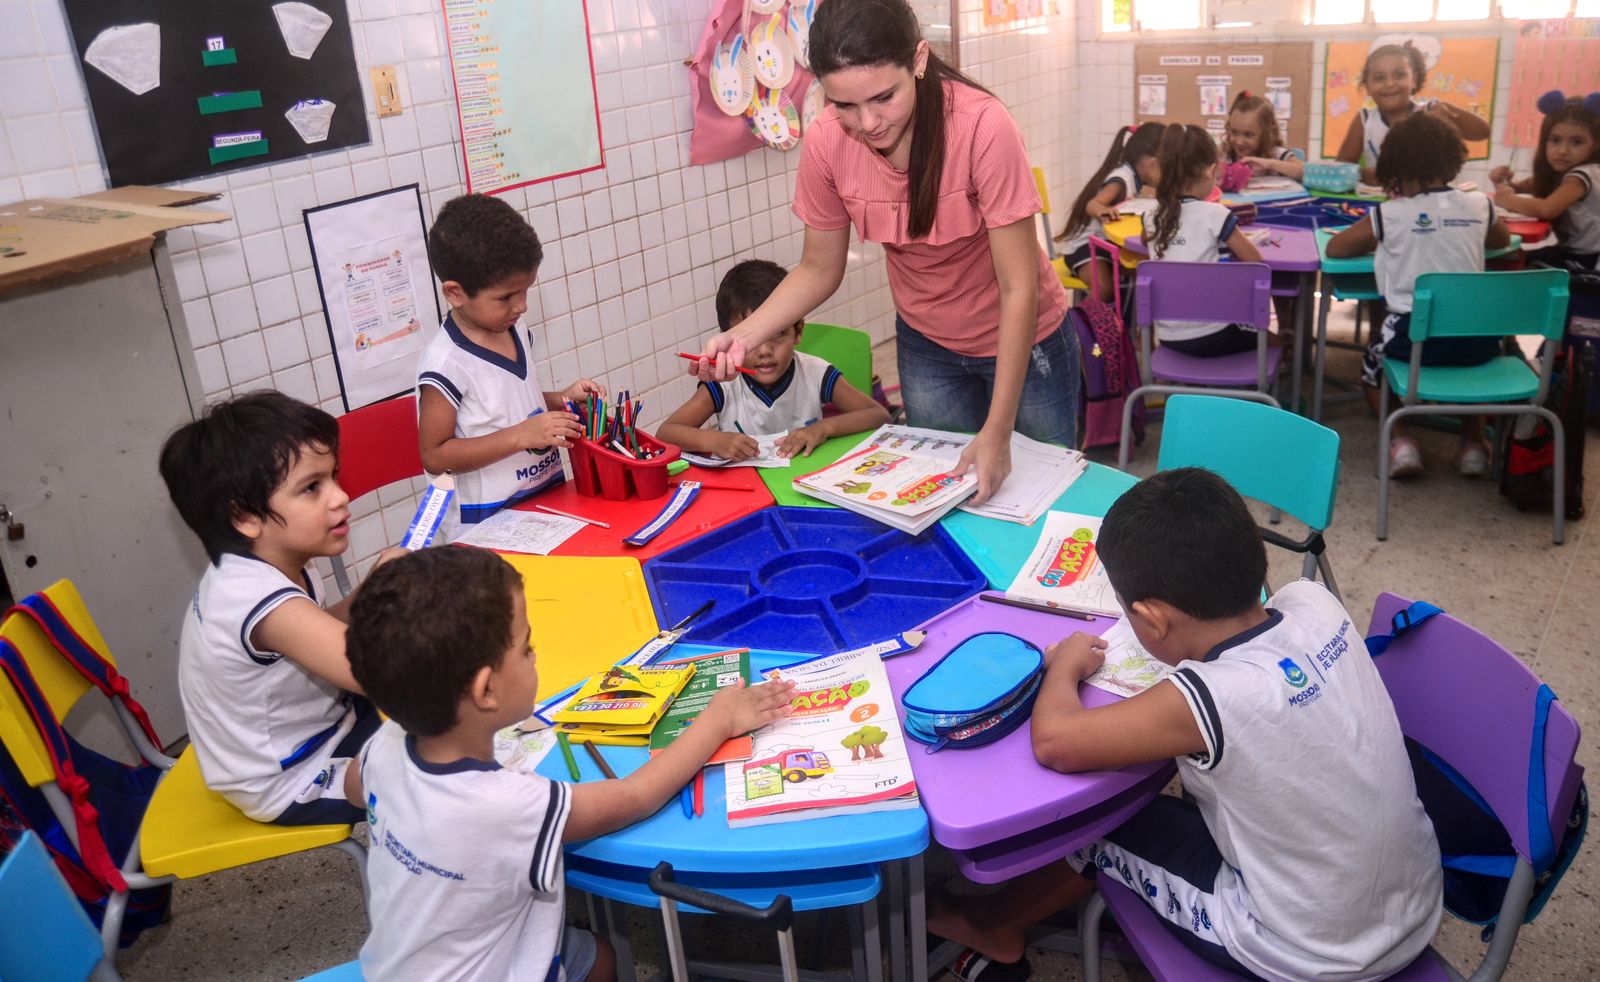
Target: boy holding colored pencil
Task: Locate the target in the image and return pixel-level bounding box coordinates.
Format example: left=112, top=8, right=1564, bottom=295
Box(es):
left=416, top=193, right=606, bottom=525
left=659, top=260, right=889, bottom=462
left=344, top=547, right=794, bottom=981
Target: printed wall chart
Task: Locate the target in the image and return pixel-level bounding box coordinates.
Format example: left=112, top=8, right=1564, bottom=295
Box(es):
left=1506, top=20, right=1600, bottom=149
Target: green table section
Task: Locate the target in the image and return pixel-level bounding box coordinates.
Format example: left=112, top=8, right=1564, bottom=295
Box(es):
left=756, top=431, right=872, bottom=507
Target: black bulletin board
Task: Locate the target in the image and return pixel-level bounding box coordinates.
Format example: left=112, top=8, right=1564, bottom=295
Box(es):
left=62, top=1, right=370, bottom=187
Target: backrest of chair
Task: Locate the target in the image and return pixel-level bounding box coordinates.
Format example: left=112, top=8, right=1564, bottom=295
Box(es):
left=798, top=323, right=873, bottom=394
left=1368, top=593, right=1584, bottom=866
left=1411, top=269, right=1570, bottom=343
left=1134, top=261, right=1272, bottom=331
left=1032, top=166, right=1052, bottom=216
left=0, top=580, right=108, bottom=787
left=0, top=832, right=105, bottom=982
left=336, top=394, right=424, bottom=501
left=1157, top=396, right=1340, bottom=531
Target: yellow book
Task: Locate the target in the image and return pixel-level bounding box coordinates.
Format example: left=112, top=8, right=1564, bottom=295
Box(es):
left=550, top=664, right=696, bottom=730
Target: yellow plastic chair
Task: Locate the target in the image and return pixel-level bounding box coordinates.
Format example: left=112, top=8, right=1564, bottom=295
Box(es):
left=1031, top=167, right=1089, bottom=293
left=0, top=580, right=365, bottom=964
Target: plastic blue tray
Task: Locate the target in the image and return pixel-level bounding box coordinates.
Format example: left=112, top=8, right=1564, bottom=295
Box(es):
left=643, top=507, right=988, bottom=654
left=1255, top=199, right=1370, bottom=231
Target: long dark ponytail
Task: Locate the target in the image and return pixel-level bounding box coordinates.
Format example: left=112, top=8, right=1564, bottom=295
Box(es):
left=1060, top=123, right=1164, bottom=242
left=1148, top=124, right=1217, bottom=256
left=809, top=0, right=989, bottom=240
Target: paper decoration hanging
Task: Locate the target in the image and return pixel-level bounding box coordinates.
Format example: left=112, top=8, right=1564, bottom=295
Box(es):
left=711, top=35, right=757, bottom=116
left=689, top=0, right=819, bottom=164
left=749, top=15, right=796, bottom=91
left=750, top=0, right=787, bottom=14
left=801, top=77, right=825, bottom=132
left=84, top=23, right=161, bottom=95
left=1506, top=20, right=1600, bottom=148
left=749, top=85, right=801, bottom=150
left=273, top=2, right=333, bottom=59
left=787, top=0, right=818, bottom=71
left=285, top=98, right=336, bottom=142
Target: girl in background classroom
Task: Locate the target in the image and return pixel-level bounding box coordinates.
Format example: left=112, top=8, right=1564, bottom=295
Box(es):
left=1056, top=124, right=1163, bottom=302
left=1492, top=91, right=1600, bottom=269
left=1145, top=124, right=1268, bottom=358
left=1224, top=91, right=1303, bottom=182
left=1335, top=42, right=1490, bottom=184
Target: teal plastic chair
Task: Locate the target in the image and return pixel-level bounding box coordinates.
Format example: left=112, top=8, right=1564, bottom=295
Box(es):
left=0, top=832, right=118, bottom=982
left=1377, top=269, right=1571, bottom=543
left=798, top=322, right=872, bottom=395
left=1157, top=395, right=1342, bottom=599
left=300, top=962, right=362, bottom=980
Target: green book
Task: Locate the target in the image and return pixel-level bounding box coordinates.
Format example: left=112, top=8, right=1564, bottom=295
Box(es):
left=648, top=649, right=755, bottom=762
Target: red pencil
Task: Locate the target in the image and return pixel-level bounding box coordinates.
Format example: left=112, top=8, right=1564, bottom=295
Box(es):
left=692, top=769, right=704, bottom=818
left=677, top=352, right=759, bottom=377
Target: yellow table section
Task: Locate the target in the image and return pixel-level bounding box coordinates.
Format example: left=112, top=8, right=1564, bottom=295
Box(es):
left=497, top=553, right=662, bottom=699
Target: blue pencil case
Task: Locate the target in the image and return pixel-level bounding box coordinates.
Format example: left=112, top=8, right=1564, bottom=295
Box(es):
left=901, top=632, right=1043, bottom=753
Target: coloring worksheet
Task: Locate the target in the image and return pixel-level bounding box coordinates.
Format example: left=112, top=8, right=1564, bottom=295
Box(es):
left=1085, top=617, right=1174, bottom=698
left=680, top=431, right=791, bottom=468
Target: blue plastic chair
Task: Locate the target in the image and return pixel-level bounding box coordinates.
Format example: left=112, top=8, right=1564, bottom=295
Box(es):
left=0, top=832, right=118, bottom=982
left=1120, top=261, right=1282, bottom=470
left=300, top=962, right=362, bottom=980
left=1156, top=395, right=1342, bottom=600
left=1376, top=269, right=1571, bottom=543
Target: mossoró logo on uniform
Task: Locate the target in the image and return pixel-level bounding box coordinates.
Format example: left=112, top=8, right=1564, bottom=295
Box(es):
left=1278, top=657, right=1309, bottom=688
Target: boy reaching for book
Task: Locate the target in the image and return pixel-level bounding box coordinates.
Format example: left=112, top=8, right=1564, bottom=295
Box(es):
left=343, top=547, right=794, bottom=981
left=659, top=260, right=889, bottom=461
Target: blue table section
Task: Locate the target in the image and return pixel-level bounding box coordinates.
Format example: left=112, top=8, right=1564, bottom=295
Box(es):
left=1254, top=198, right=1370, bottom=231
left=644, top=507, right=987, bottom=655
left=940, top=462, right=1138, bottom=589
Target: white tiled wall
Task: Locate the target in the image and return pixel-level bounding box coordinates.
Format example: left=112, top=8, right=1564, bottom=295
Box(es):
left=0, top=0, right=1086, bottom=578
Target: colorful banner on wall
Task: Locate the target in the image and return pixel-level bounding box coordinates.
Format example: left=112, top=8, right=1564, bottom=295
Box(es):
left=1506, top=20, right=1600, bottom=148
left=1322, top=35, right=1498, bottom=162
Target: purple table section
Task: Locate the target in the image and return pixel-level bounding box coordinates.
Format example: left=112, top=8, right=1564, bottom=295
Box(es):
left=883, top=594, right=1175, bottom=884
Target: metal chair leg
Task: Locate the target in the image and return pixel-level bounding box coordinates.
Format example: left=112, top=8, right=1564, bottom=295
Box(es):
left=1377, top=386, right=1394, bottom=541
left=1079, top=890, right=1107, bottom=982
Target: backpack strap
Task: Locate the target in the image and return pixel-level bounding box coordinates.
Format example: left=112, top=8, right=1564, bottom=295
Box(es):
left=1364, top=600, right=1445, bottom=657
left=0, top=638, right=128, bottom=893
left=1526, top=684, right=1557, bottom=871
left=7, top=594, right=161, bottom=748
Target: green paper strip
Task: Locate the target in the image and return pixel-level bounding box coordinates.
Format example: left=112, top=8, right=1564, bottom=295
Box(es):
left=202, top=48, right=238, bottom=67
left=197, top=90, right=262, bottom=115
left=209, top=138, right=270, bottom=165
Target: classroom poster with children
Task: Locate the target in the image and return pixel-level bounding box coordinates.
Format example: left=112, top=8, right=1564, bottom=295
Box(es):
left=1506, top=20, right=1600, bottom=148
left=1322, top=36, right=1498, bottom=162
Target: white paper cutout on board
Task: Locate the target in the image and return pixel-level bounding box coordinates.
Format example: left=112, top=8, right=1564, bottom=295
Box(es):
left=84, top=23, right=161, bottom=96
left=801, top=77, right=825, bottom=132
left=710, top=35, right=757, bottom=116
left=749, top=86, right=800, bottom=150
left=750, top=0, right=787, bottom=14
left=1139, top=83, right=1167, bottom=115
left=273, top=2, right=334, bottom=60
left=285, top=99, right=336, bottom=142
left=787, top=0, right=817, bottom=70
left=749, top=15, right=796, bottom=90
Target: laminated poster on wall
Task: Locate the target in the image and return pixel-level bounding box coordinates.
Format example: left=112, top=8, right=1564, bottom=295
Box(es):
left=1322, top=35, right=1497, bottom=161
left=1506, top=19, right=1600, bottom=148
left=304, top=185, right=441, bottom=412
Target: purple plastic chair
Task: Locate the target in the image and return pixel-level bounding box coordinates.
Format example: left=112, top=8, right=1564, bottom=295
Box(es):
left=1119, top=261, right=1282, bottom=470
left=1078, top=593, right=1584, bottom=982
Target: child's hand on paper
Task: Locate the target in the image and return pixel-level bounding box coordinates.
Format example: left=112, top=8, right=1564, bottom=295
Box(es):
left=513, top=411, right=583, bottom=450
left=561, top=378, right=607, bottom=401
left=702, top=678, right=796, bottom=738
left=1044, top=632, right=1109, bottom=682
left=715, top=431, right=761, bottom=461
left=777, top=423, right=826, bottom=458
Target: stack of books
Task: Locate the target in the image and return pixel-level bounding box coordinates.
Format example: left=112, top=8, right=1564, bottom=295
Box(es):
left=549, top=664, right=697, bottom=746
left=791, top=425, right=978, bottom=534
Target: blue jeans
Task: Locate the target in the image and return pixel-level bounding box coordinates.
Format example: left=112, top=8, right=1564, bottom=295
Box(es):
left=896, top=312, right=1081, bottom=448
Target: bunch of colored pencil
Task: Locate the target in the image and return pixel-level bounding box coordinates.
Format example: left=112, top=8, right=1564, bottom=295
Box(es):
left=566, top=392, right=662, bottom=459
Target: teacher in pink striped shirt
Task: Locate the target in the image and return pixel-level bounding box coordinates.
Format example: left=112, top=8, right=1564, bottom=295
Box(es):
left=693, top=0, right=1078, bottom=504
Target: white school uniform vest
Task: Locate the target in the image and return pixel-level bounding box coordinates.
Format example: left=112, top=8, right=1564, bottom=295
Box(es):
left=1360, top=99, right=1435, bottom=169
left=701, top=351, right=843, bottom=436
left=1061, top=163, right=1144, bottom=258
left=1558, top=164, right=1600, bottom=255
left=1148, top=198, right=1241, bottom=343
left=1373, top=188, right=1493, bottom=313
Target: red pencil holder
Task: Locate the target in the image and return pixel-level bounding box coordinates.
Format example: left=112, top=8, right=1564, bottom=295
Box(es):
left=566, top=432, right=681, bottom=500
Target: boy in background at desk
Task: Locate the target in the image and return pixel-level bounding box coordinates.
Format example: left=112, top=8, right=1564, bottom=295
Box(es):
left=1328, top=112, right=1510, bottom=479
left=416, top=193, right=605, bottom=524
left=929, top=468, right=1441, bottom=982
left=159, top=392, right=401, bottom=825
left=344, top=547, right=795, bottom=982
left=660, top=259, right=889, bottom=461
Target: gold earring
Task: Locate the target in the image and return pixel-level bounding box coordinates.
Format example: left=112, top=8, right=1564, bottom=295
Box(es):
left=916, top=70, right=925, bottom=79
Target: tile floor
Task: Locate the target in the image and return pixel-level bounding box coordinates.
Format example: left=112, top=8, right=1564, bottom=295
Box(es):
left=118, top=313, right=1600, bottom=980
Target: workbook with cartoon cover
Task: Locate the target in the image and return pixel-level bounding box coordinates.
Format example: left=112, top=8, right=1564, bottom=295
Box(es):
left=791, top=424, right=977, bottom=534
left=1006, top=511, right=1122, bottom=617
left=549, top=664, right=696, bottom=737
left=724, top=648, right=918, bottom=828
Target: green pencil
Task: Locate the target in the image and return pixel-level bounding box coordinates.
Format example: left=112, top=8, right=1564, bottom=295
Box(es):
left=556, top=731, right=581, bottom=781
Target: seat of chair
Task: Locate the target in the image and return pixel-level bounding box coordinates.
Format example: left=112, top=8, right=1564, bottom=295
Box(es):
left=1095, top=878, right=1451, bottom=981
left=140, top=746, right=354, bottom=879
left=1381, top=356, right=1540, bottom=404
left=1327, top=274, right=1382, bottom=301
left=1150, top=346, right=1282, bottom=388
left=1052, top=257, right=1088, bottom=291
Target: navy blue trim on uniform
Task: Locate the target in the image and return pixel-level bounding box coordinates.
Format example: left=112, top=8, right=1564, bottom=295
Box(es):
left=1219, top=212, right=1240, bottom=244
left=241, top=587, right=304, bottom=666
left=441, top=312, right=528, bottom=380
left=740, top=359, right=797, bottom=408
left=1171, top=668, right=1224, bottom=770
left=542, top=956, right=563, bottom=982
left=1203, top=609, right=1283, bottom=663
left=1571, top=168, right=1595, bottom=193
left=418, top=371, right=463, bottom=407
left=405, top=734, right=502, bottom=774
left=1373, top=202, right=1387, bottom=242
left=279, top=718, right=344, bottom=769
left=701, top=379, right=726, bottom=414
left=820, top=364, right=843, bottom=404
left=530, top=780, right=569, bottom=893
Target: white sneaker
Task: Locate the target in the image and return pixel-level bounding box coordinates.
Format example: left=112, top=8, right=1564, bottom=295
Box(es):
left=1389, top=437, right=1423, bottom=478
left=1456, top=442, right=1490, bottom=478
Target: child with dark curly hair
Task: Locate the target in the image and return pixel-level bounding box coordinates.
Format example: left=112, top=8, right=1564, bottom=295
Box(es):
left=1327, top=113, right=1511, bottom=479
left=1335, top=42, right=1490, bottom=183
left=416, top=194, right=606, bottom=525
left=1492, top=91, right=1600, bottom=268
